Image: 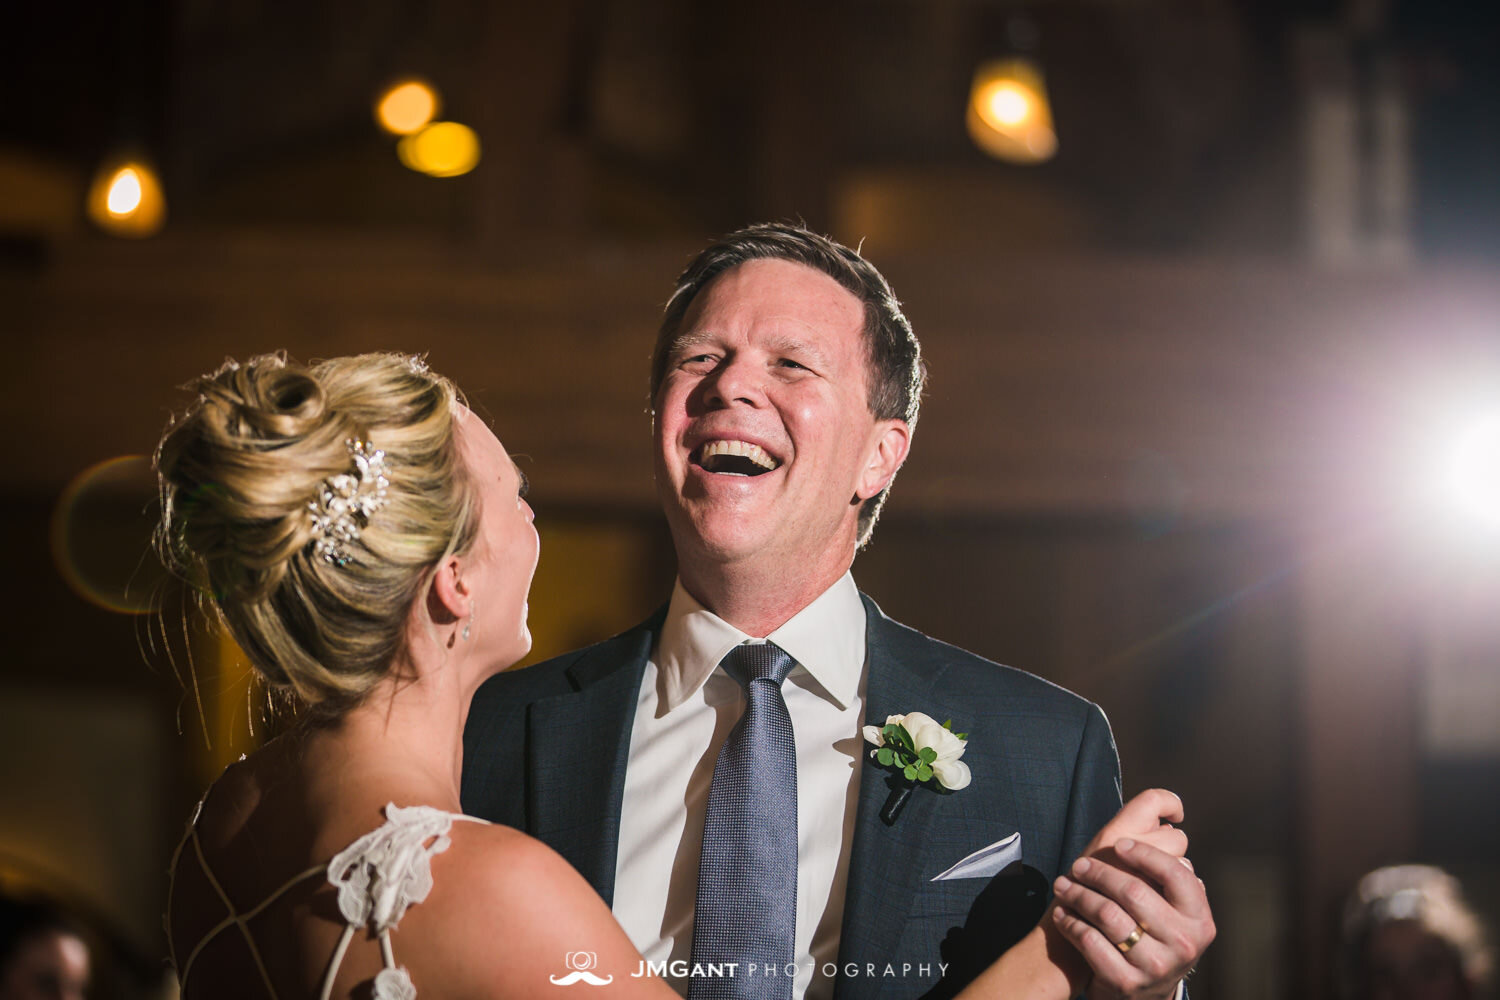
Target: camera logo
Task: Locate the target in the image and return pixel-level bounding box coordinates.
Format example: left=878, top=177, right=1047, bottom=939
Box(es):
left=549, top=951, right=614, bottom=987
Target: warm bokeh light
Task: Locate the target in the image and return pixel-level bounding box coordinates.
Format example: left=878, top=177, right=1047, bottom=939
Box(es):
left=50, top=455, right=167, bottom=613
left=376, top=78, right=440, bottom=135
left=106, top=168, right=142, bottom=214
left=397, top=121, right=481, bottom=177
left=983, top=84, right=1032, bottom=128
left=1447, top=412, right=1500, bottom=531
left=86, top=159, right=166, bottom=237
left=966, top=58, right=1057, bottom=164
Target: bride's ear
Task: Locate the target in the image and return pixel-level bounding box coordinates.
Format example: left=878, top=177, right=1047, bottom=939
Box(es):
left=428, top=554, right=469, bottom=626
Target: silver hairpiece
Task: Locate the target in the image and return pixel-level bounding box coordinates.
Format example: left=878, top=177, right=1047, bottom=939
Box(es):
left=308, top=439, right=391, bottom=566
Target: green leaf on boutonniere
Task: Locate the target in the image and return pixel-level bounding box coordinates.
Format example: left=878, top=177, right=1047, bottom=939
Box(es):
left=916, top=762, right=933, bottom=782
left=876, top=747, right=895, bottom=766
left=919, top=747, right=937, bottom=764
left=883, top=723, right=914, bottom=753
left=903, top=764, right=917, bottom=780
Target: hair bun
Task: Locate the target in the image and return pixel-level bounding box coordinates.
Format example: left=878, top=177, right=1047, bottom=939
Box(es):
left=159, top=353, right=360, bottom=602
left=202, top=354, right=330, bottom=444
left=156, top=351, right=476, bottom=718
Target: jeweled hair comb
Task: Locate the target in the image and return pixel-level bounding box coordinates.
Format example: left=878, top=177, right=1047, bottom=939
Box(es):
left=308, top=439, right=391, bottom=566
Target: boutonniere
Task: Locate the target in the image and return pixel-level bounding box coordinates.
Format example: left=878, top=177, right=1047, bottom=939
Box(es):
left=863, top=712, right=971, bottom=823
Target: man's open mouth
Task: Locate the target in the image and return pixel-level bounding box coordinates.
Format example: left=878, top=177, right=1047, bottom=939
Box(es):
left=692, top=439, right=781, bottom=477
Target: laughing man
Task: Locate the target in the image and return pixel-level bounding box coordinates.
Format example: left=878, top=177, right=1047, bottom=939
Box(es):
left=463, top=223, right=1214, bottom=999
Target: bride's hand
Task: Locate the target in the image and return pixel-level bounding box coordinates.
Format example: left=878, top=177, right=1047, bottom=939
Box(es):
left=1082, top=788, right=1189, bottom=866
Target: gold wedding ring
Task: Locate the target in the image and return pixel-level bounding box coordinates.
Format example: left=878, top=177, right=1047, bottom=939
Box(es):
left=1116, top=925, right=1145, bottom=954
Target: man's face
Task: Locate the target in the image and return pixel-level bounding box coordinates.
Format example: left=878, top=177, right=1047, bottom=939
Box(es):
left=653, top=258, right=909, bottom=576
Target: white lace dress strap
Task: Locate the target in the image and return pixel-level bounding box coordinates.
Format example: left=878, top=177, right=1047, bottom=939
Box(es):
left=319, top=803, right=488, bottom=1000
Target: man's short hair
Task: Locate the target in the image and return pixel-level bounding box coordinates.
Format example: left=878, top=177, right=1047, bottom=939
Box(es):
left=650, top=222, right=925, bottom=547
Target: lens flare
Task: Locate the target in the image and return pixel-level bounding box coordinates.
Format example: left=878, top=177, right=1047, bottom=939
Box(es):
left=51, top=455, right=167, bottom=614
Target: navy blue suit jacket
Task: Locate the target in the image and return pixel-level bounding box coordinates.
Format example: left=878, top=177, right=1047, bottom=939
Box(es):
left=461, top=594, right=1123, bottom=998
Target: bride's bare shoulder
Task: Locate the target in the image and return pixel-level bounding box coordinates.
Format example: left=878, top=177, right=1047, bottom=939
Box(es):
left=398, top=821, right=659, bottom=997
left=437, top=820, right=588, bottom=906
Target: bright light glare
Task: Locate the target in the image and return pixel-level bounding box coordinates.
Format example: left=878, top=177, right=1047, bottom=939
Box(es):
left=1447, top=414, right=1500, bottom=530
left=106, top=168, right=143, bottom=215
left=376, top=80, right=440, bottom=135
left=87, top=158, right=166, bottom=237
left=982, top=84, right=1032, bottom=128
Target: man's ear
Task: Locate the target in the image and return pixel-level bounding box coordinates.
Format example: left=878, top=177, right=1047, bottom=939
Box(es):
left=856, top=418, right=912, bottom=501
left=427, top=554, right=470, bottom=626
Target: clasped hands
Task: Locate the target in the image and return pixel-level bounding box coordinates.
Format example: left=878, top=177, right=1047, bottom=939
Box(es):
left=1049, top=789, right=1216, bottom=1000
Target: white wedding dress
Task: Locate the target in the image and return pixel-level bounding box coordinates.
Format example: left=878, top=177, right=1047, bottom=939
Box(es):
left=168, top=802, right=486, bottom=1000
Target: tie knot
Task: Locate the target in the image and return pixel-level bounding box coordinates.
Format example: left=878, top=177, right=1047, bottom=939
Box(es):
left=719, top=642, right=796, bottom=688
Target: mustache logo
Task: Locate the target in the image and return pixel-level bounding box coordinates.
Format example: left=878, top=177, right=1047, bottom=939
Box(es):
left=550, top=970, right=614, bottom=986
left=551, top=952, right=613, bottom=986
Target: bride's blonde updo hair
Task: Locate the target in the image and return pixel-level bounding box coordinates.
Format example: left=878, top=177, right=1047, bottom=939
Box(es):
left=155, top=351, right=480, bottom=718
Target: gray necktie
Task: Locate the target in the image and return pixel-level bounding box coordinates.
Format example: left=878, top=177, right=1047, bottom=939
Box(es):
left=687, top=642, right=798, bottom=1000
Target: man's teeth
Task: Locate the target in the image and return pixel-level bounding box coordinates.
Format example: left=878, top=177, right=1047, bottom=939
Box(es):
left=699, top=440, right=779, bottom=473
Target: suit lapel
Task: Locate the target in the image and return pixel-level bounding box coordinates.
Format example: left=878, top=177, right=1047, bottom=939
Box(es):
left=836, top=597, right=946, bottom=989
left=526, top=613, right=661, bottom=906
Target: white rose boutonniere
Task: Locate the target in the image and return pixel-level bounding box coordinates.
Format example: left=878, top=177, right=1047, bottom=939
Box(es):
left=863, top=711, right=970, bottom=822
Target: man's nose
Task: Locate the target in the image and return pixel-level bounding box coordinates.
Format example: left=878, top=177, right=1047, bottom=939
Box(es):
left=702, top=355, right=762, bottom=408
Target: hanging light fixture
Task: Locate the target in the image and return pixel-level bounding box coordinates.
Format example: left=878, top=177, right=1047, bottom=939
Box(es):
left=375, top=78, right=441, bottom=135
left=397, top=121, right=482, bottom=178
left=86, top=157, right=167, bottom=237
left=966, top=16, right=1057, bottom=165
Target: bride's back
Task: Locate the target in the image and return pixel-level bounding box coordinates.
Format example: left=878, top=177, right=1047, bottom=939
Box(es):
left=167, top=741, right=400, bottom=1000
left=163, top=733, right=615, bottom=1000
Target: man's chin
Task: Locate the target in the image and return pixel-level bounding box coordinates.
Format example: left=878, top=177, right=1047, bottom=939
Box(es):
left=668, top=515, right=772, bottom=567
left=681, top=533, right=763, bottom=566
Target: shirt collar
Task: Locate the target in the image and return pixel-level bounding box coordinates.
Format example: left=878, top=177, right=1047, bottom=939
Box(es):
left=653, top=572, right=867, bottom=712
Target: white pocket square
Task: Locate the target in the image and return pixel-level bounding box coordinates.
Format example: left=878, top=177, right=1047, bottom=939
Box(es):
left=931, top=832, right=1022, bottom=881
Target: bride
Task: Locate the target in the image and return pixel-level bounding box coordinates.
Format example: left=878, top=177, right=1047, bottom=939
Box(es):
left=159, top=352, right=1191, bottom=999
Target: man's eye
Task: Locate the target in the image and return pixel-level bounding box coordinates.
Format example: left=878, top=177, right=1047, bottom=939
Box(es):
left=517, top=471, right=530, bottom=499
left=778, top=358, right=808, bottom=370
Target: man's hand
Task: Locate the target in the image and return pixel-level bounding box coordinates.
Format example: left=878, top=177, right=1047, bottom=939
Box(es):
left=1050, top=837, right=1215, bottom=1000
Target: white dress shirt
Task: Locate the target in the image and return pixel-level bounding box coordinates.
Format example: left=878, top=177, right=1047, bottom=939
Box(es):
left=613, top=572, right=867, bottom=1000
